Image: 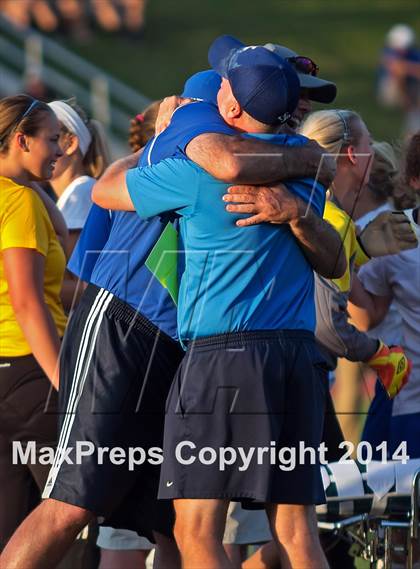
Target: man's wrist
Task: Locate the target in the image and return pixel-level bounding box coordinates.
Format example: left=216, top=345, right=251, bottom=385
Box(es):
left=300, top=143, right=322, bottom=180
left=288, top=200, right=313, bottom=226
left=280, top=146, right=305, bottom=180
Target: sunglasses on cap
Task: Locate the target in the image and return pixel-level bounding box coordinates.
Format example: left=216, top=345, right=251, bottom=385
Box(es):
left=287, top=56, right=319, bottom=77
left=0, top=98, right=40, bottom=146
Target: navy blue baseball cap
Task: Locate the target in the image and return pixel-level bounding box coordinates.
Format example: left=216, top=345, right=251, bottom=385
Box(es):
left=208, top=35, right=300, bottom=125
left=181, top=70, right=221, bottom=105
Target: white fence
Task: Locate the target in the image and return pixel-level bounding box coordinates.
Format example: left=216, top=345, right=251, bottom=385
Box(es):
left=0, top=15, right=150, bottom=155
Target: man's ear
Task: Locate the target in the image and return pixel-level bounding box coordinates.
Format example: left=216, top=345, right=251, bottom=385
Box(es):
left=226, top=97, right=242, bottom=120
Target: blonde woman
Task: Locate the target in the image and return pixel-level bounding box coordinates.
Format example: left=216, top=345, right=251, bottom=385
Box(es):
left=298, top=110, right=412, bottom=391
left=0, top=94, right=65, bottom=550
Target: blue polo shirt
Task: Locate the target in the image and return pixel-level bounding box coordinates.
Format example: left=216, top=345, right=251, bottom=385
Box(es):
left=68, top=204, right=113, bottom=282
left=67, top=101, right=236, bottom=339
left=126, top=133, right=326, bottom=341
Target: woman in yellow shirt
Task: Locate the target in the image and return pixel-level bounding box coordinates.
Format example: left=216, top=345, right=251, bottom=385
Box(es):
left=0, top=94, right=65, bottom=551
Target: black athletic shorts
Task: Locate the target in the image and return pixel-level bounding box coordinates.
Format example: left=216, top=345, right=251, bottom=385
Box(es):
left=159, top=330, right=327, bottom=506
left=43, top=284, right=183, bottom=540
left=0, top=353, right=58, bottom=550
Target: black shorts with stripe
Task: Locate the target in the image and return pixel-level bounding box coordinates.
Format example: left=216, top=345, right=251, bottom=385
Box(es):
left=43, top=284, right=183, bottom=540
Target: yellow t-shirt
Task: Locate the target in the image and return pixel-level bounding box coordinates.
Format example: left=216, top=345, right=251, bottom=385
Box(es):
left=323, top=200, right=370, bottom=293
left=0, top=176, right=67, bottom=357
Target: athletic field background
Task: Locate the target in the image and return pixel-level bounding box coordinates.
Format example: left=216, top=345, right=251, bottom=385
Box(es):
left=66, top=0, right=420, bottom=144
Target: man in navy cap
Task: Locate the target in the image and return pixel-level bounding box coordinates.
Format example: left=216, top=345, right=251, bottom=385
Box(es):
left=93, top=36, right=332, bottom=569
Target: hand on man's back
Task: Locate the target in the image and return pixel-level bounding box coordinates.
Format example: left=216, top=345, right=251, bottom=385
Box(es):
left=223, top=183, right=305, bottom=227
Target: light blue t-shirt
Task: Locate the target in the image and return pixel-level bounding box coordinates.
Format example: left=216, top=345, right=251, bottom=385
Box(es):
left=127, top=133, right=326, bottom=341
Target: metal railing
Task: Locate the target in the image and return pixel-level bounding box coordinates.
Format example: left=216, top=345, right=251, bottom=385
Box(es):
left=0, top=14, right=150, bottom=155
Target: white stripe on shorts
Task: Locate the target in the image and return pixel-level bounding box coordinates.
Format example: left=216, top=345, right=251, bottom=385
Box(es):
left=43, top=288, right=113, bottom=498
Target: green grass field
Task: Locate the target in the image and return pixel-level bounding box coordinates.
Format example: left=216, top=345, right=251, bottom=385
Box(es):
left=66, top=0, right=420, bottom=142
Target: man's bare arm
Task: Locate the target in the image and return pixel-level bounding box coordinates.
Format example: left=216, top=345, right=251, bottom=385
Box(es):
left=156, top=96, right=335, bottom=187
left=223, top=184, right=346, bottom=279
left=93, top=131, right=334, bottom=212
left=92, top=149, right=142, bottom=210
left=186, top=134, right=335, bottom=188
left=289, top=211, right=347, bottom=279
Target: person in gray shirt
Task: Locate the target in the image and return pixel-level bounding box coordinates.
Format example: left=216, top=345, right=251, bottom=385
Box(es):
left=351, top=206, right=420, bottom=457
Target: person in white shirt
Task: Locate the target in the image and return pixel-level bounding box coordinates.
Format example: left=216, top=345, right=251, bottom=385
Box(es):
left=48, top=99, right=111, bottom=310
left=349, top=132, right=420, bottom=459
left=355, top=142, right=403, bottom=348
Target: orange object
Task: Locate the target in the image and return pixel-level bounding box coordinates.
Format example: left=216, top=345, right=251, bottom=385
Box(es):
left=368, top=341, right=411, bottom=399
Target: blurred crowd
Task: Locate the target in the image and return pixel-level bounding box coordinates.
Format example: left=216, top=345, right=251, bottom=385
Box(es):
left=0, top=0, right=147, bottom=40
left=377, top=23, right=420, bottom=135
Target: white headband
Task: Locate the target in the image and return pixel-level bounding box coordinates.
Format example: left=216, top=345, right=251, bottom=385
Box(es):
left=48, top=100, right=92, bottom=157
